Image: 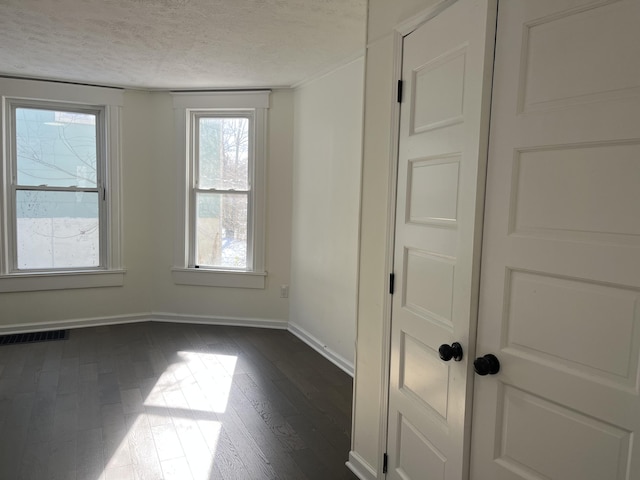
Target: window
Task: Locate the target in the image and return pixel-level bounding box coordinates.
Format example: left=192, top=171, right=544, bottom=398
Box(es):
left=0, top=79, right=124, bottom=292
left=192, top=113, right=252, bottom=269
left=11, top=104, right=104, bottom=270
left=172, top=92, right=269, bottom=289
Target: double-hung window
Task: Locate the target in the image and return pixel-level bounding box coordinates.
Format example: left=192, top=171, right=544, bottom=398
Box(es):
left=172, top=92, right=269, bottom=289
left=192, top=113, right=252, bottom=269
left=10, top=103, right=104, bottom=270
left=0, top=79, right=123, bottom=292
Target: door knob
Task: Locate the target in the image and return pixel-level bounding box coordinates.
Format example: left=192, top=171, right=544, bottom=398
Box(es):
left=439, top=342, right=463, bottom=362
left=474, top=354, right=500, bottom=375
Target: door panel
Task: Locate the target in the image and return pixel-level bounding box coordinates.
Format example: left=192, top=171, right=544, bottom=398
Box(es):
left=387, top=1, right=497, bottom=478
left=472, top=0, right=640, bottom=478
left=498, top=386, right=632, bottom=480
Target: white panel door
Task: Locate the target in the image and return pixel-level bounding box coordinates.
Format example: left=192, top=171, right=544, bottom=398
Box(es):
left=472, top=1, right=640, bottom=479
left=386, top=1, right=496, bottom=478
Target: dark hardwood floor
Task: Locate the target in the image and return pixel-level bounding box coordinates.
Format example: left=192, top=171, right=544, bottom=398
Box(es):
left=0, top=322, right=357, bottom=480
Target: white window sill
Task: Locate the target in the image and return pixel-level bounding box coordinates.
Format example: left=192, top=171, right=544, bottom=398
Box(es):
left=0, top=269, right=126, bottom=293
left=171, top=268, right=266, bottom=289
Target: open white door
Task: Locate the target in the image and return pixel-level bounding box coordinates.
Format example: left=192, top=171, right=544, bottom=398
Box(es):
left=386, top=1, right=496, bottom=478
left=472, top=0, right=640, bottom=478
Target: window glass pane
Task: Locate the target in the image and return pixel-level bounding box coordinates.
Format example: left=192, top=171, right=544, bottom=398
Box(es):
left=15, top=107, right=97, bottom=187
left=16, top=190, right=99, bottom=269
left=196, top=192, right=247, bottom=269
left=198, top=117, right=249, bottom=190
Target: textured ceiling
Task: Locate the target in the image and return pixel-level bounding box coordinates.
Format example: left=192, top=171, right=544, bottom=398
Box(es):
left=0, top=0, right=366, bottom=89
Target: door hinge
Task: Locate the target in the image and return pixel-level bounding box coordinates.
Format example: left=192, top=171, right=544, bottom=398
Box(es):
left=397, top=80, right=403, bottom=103
left=383, top=453, right=388, bottom=474
left=389, top=273, right=395, bottom=295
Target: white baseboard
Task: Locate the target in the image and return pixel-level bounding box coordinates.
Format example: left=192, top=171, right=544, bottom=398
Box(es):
left=0, top=313, right=149, bottom=334
left=346, top=451, right=377, bottom=480
left=288, top=322, right=354, bottom=376
left=0, top=312, right=287, bottom=335
left=150, top=312, right=288, bottom=330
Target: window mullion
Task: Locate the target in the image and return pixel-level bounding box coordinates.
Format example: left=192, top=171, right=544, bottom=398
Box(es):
left=14, top=185, right=100, bottom=193
left=194, top=188, right=250, bottom=194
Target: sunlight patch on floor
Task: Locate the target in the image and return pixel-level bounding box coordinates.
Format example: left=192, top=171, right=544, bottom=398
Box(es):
left=101, top=351, right=237, bottom=480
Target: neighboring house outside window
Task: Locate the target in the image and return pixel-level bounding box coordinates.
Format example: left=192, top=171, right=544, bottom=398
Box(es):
left=171, top=91, right=269, bottom=289
left=0, top=79, right=124, bottom=292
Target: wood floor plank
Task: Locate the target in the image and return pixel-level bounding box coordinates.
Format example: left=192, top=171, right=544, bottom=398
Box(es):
left=120, top=388, right=145, bottom=415
left=151, top=422, right=184, bottom=461
left=98, top=372, right=121, bottom=406
left=125, top=413, right=164, bottom=480
left=102, top=422, right=133, bottom=470
left=2, top=345, right=28, bottom=377
left=58, top=356, right=79, bottom=395
left=104, top=463, right=135, bottom=480
left=0, top=392, right=35, bottom=479
left=239, top=386, right=306, bottom=451
left=77, top=331, right=100, bottom=366
left=160, top=457, right=194, bottom=480
left=25, top=388, right=56, bottom=444
left=15, top=363, right=40, bottom=394
left=41, top=341, right=63, bottom=372
left=224, top=383, right=305, bottom=479
left=115, top=354, right=138, bottom=390
left=210, top=425, right=252, bottom=480
left=286, top=413, right=353, bottom=479
left=52, top=392, right=79, bottom=442
left=23, top=343, right=47, bottom=368
left=101, top=402, right=126, bottom=430
left=18, top=441, right=49, bottom=480
left=234, top=371, right=299, bottom=418
left=172, top=412, right=220, bottom=479
left=79, top=362, right=98, bottom=383
left=78, top=379, right=102, bottom=431
left=272, top=375, right=352, bottom=454
left=76, top=427, right=105, bottom=480
left=146, top=347, right=169, bottom=377
left=48, top=438, right=77, bottom=480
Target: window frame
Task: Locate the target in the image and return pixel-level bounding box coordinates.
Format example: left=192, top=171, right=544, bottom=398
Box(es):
left=0, top=78, right=124, bottom=292
left=8, top=100, right=107, bottom=272
left=171, top=91, right=269, bottom=289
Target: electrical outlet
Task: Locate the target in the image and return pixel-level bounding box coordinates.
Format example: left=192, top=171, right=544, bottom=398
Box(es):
left=280, top=284, right=289, bottom=298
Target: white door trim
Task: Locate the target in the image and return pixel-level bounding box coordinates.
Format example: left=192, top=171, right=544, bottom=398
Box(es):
left=376, top=27, right=402, bottom=479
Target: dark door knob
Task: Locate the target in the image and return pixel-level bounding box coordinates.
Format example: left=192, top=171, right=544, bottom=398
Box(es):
left=439, top=342, right=463, bottom=362
left=474, top=354, right=500, bottom=375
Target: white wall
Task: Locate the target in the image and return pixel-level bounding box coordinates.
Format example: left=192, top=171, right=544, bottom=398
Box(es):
left=349, top=1, right=443, bottom=478
left=289, top=58, right=365, bottom=374
left=0, top=84, right=294, bottom=331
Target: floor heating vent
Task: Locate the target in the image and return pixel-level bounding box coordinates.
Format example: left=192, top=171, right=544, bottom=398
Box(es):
left=0, top=329, right=69, bottom=346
